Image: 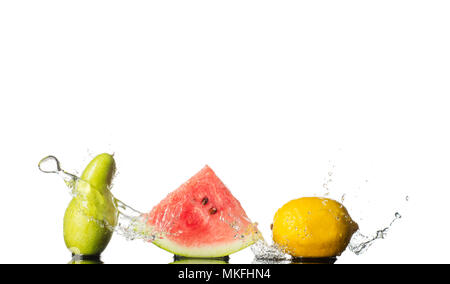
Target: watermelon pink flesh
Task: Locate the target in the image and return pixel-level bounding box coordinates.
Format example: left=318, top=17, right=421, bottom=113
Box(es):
left=144, top=165, right=259, bottom=257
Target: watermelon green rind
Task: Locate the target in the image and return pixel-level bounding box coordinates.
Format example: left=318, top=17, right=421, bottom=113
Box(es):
left=152, top=233, right=256, bottom=258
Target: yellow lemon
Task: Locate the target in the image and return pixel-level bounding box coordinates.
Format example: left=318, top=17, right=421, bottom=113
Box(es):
left=272, top=197, right=358, bottom=258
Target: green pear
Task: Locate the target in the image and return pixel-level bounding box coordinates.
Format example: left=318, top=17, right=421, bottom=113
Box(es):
left=63, top=153, right=118, bottom=256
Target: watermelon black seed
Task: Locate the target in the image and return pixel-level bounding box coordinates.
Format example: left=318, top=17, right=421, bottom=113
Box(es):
left=209, top=207, right=217, bottom=215
left=202, top=197, right=209, bottom=205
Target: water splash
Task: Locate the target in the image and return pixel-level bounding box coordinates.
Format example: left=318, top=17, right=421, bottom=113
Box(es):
left=38, top=155, right=161, bottom=242
left=250, top=212, right=402, bottom=262
left=38, top=155, right=260, bottom=246
left=39, top=155, right=404, bottom=261
left=348, top=212, right=402, bottom=255
left=251, top=239, right=291, bottom=261
left=38, top=156, right=78, bottom=194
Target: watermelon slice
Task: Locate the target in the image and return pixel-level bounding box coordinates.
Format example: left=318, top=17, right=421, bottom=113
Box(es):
left=143, top=165, right=260, bottom=258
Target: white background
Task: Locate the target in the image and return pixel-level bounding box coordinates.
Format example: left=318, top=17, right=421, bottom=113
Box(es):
left=0, top=1, right=449, bottom=264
